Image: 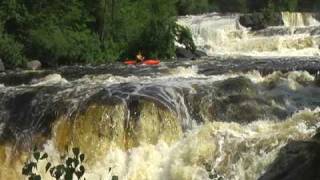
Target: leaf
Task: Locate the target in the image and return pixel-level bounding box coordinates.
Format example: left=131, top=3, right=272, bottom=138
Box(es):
left=22, top=166, right=31, bottom=175
left=41, top=153, right=48, bottom=160
left=74, top=158, right=79, bottom=168
left=29, top=162, right=37, bottom=169
left=79, top=165, right=85, bottom=175
left=75, top=172, right=82, bottom=179
left=79, top=153, right=85, bottom=162
left=33, top=146, right=38, bottom=152
left=64, top=170, right=73, bottom=180
left=33, top=175, right=41, bottom=180
left=112, top=176, right=119, bottom=180
left=45, top=162, right=51, bottom=172
left=72, top=147, right=80, bottom=157
left=66, top=158, right=73, bottom=167
left=49, top=167, right=56, bottom=177
left=33, top=152, right=40, bottom=161
left=74, top=165, right=85, bottom=179
left=55, top=165, right=65, bottom=179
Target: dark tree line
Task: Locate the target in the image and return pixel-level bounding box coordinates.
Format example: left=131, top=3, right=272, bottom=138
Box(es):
left=1, top=0, right=320, bottom=68
left=0, top=0, right=195, bottom=68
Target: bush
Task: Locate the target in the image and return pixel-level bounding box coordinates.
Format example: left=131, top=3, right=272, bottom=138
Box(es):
left=22, top=147, right=118, bottom=180
left=27, top=24, right=109, bottom=66
left=175, top=24, right=196, bottom=52
left=0, top=33, right=26, bottom=68
left=116, top=0, right=178, bottom=60
left=176, top=0, right=218, bottom=15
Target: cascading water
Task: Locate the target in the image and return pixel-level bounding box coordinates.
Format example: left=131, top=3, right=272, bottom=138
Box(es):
left=1, top=58, right=320, bottom=180
left=178, top=12, right=320, bottom=56
left=281, top=12, right=320, bottom=27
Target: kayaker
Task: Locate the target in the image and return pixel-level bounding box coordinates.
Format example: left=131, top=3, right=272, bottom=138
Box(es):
left=136, top=51, right=145, bottom=63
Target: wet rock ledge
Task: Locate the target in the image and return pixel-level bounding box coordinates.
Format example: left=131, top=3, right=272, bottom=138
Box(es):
left=259, top=132, right=320, bottom=180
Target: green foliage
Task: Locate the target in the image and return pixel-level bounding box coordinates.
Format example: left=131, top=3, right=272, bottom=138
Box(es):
left=126, top=0, right=177, bottom=59
left=279, top=0, right=299, bottom=11
left=22, top=147, right=119, bottom=180
left=175, top=24, right=196, bottom=52
left=27, top=25, right=108, bottom=65
left=261, top=1, right=278, bottom=25
left=48, top=147, right=86, bottom=180
left=176, top=0, right=218, bottom=15
left=22, top=147, right=49, bottom=180
left=0, top=0, right=187, bottom=68
left=0, top=33, right=26, bottom=68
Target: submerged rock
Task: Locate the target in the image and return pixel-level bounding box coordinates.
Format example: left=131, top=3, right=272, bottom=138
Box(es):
left=259, top=134, right=320, bottom=180
left=27, top=60, right=42, bottom=70
left=0, top=59, right=4, bottom=72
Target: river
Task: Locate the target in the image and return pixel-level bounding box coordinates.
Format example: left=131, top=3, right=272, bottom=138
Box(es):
left=1, top=12, right=320, bottom=180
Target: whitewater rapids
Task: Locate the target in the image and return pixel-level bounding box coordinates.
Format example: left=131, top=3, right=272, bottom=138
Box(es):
left=178, top=12, right=320, bottom=57
left=1, top=67, right=320, bottom=180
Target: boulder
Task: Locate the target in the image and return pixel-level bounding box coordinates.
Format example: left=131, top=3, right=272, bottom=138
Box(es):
left=176, top=47, right=207, bottom=60
left=259, top=134, right=320, bottom=180
left=194, top=50, right=207, bottom=57
left=0, top=58, right=4, bottom=72
left=176, top=47, right=196, bottom=59
left=239, top=13, right=266, bottom=30
left=312, top=13, right=320, bottom=23
left=239, top=12, right=284, bottom=31
left=27, top=60, right=42, bottom=70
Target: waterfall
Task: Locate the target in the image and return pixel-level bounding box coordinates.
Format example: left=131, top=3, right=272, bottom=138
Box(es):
left=281, top=12, right=320, bottom=27
left=1, top=65, right=320, bottom=179
left=178, top=12, right=320, bottom=57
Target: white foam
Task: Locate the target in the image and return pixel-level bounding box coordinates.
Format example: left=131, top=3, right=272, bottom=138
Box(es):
left=31, top=74, right=69, bottom=86
left=282, top=12, right=320, bottom=27
left=178, top=12, right=320, bottom=57
left=75, top=109, right=319, bottom=180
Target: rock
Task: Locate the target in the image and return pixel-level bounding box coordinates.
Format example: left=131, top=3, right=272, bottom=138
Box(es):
left=259, top=135, right=320, bottom=180
left=0, top=58, right=4, bottom=72
left=239, top=13, right=266, bottom=30
left=176, top=47, right=196, bottom=59
left=315, top=72, right=320, bottom=87
left=194, top=50, right=207, bottom=57
left=27, top=60, right=42, bottom=70
left=239, top=12, right=284, bottom=31
left=176, top=47, right=207, bottom=60
left=312, top=13, right=320, bottom=23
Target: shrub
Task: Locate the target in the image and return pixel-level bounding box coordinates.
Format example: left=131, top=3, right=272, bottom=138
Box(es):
left=175, top=24, right=196, bottom=53
left=26, top=24, right=109, bottom=66
left=0, top=33, right=26, bottom=68
left=22, top=147, right=118, bottom=180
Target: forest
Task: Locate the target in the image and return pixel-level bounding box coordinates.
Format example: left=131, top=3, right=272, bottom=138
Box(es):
left=1, top=0, right=320, bottom=68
